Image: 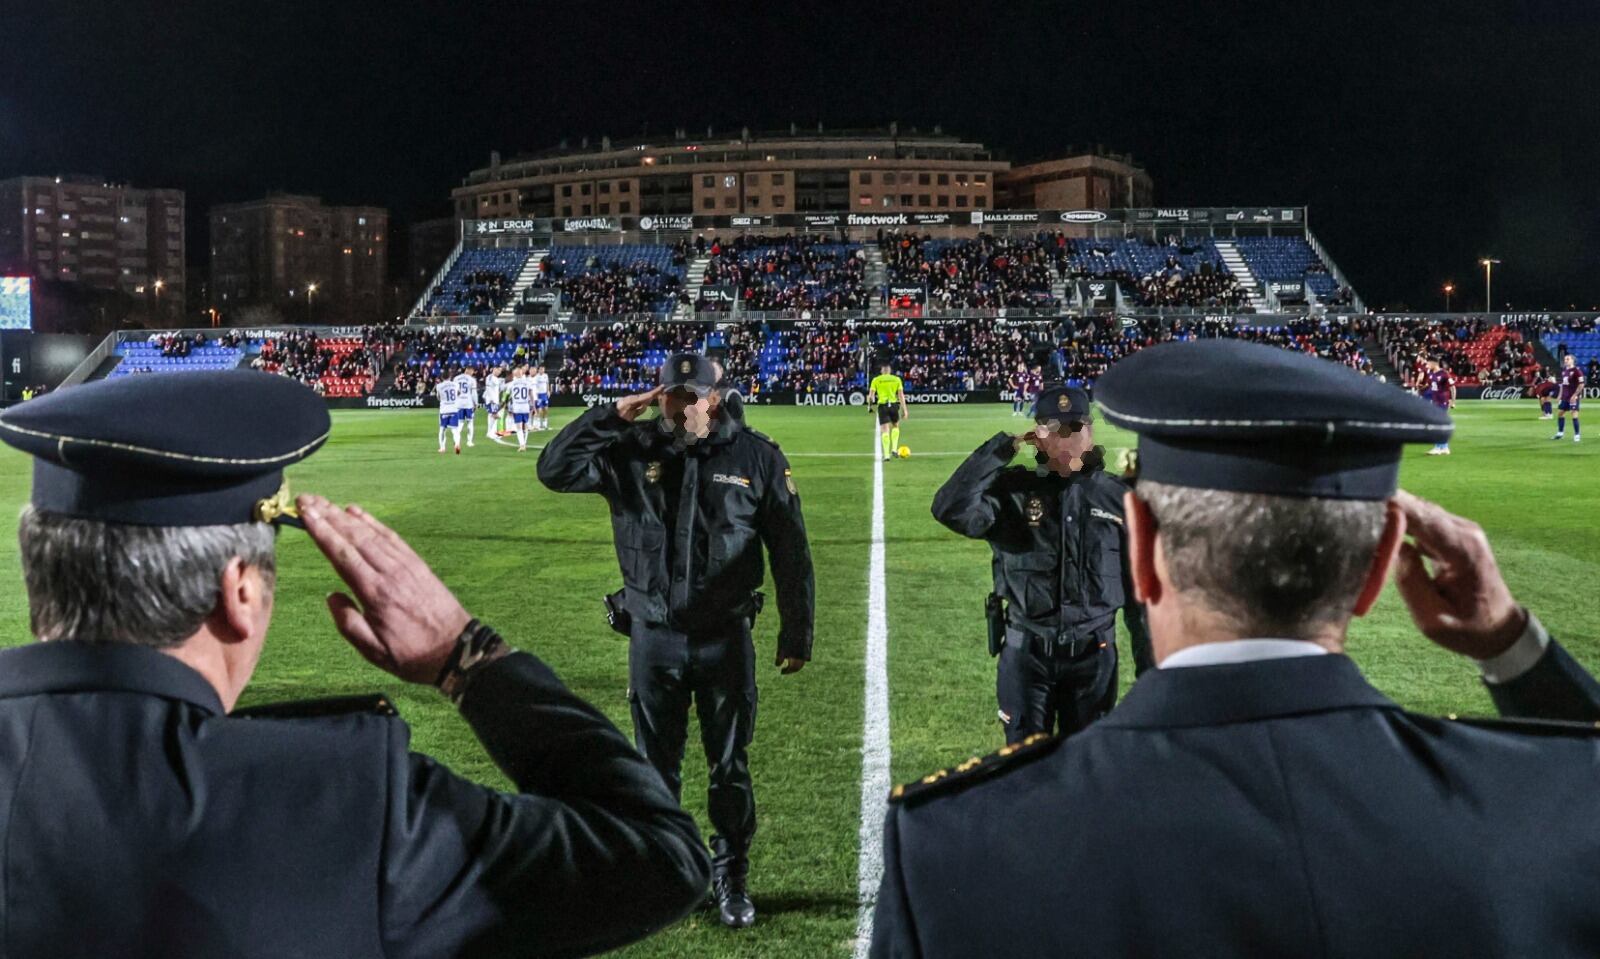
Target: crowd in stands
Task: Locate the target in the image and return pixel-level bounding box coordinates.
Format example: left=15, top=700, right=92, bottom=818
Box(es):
left=534, top=243, right=691, bottom=316
left=151, top=333, right=209, bottom=357
left=251, top=328, right=398, bottom=395
left=881, top=232, right=1059, bottom=310
left=702, top=234, right=869, bottom=312
left=429, top=268, right=514, bottom=317
left=116, top=309, right=1592, bottom=404
left=1376, top=317, right=1540, bottom=388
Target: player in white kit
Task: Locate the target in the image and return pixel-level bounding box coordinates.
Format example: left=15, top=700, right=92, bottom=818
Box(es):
left=434, top=377, right=462, bottom=454
left=453, top=369, right=478, bottom=447
left=483, top=366, right=505, bottom=437
left=507, top=365, right=536, bottom=451
left=532, top=367, right=552, bottom=431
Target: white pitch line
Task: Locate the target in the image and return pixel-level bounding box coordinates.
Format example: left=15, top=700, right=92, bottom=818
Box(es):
left=853, top=427, right=892, bottom=957
left=786, top=450, right=973, bottom=458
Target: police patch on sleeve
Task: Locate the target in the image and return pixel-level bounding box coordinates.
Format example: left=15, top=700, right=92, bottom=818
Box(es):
left=784, top=468, right=796, bottom=495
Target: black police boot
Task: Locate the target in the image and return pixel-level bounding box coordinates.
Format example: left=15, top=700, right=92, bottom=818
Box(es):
left=710, top=839, right=755, bottom=929
left=712, top=871, right=755, bottom=929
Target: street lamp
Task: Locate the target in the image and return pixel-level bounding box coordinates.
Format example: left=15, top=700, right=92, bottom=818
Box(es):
left=306, top=282, right=318, bottom=323
left=1442, top=282, right=1454, bottom=312
left=1479, top=258, right=1501, bottom=313
left=151, top=278, right=165, bottom=321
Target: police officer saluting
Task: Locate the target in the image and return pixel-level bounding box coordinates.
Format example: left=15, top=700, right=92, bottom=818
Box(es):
left=0, top=371, right=710, bottom=958
left=933, top=386, right=1152, bottom=744
left=538, top=352, right=815, bottom=930
left=873, top=341, right=1600, bottom=957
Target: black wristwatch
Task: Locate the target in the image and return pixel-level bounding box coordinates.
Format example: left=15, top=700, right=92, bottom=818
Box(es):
left=435, top=618, right=512, bottom=704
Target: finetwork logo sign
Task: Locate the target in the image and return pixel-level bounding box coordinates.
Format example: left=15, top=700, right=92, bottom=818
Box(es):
left=847, top=214, right=908, bottom=226
left=365, top=396, right=426, bottom=408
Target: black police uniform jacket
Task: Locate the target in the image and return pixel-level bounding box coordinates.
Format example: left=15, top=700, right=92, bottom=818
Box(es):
left=537, top=403, right=815, bottom=660
left=0, top=641, right=711, bottom=959
left=931, top=433, right=1149, bottom=663
left=870, top=643, right=1600, bottom=958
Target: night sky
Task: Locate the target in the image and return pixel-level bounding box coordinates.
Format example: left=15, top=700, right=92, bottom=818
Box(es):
left=4, top=1, right=1597, bottom=310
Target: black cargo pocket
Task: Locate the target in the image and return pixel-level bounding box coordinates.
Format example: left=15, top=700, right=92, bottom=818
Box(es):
left=1008, top=554, right=1058, bottom=618
left=622, top=525, right=666, bottom=585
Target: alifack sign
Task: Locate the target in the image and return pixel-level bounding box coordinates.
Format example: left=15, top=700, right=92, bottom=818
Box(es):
left=638, top=215, right=696, bottom=231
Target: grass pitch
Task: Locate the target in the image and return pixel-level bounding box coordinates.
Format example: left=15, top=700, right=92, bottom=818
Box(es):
left=0, top=401, right=1592, bottom=957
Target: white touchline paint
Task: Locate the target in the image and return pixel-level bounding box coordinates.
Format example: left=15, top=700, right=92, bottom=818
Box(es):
left=785, top=451, right=972, bottom=459
left=853, top=425, right=892, bottom=957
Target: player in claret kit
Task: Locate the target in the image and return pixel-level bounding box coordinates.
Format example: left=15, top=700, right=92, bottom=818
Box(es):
left=1553, top=353, right=1584, bottom=443
left=1534, top=372, right=1558, bottom=420
left=1423, top=356, right=1456, bottom=456
left=434, top=375, right=462, bottom=454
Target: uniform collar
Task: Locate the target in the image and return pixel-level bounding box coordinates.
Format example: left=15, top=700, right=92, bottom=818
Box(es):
left=1160, top=638, right=1330, bottom=669
left=0, top=641, right=225, bottom=715
left=1100, top=653, right=1397, bottom=729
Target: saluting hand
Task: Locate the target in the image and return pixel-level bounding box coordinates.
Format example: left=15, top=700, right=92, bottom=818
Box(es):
left=1392, top=489, right=1526, bottom=660
left=616, top=386, right=664, bottom=422
left=299, top=494, right=472, bottom=684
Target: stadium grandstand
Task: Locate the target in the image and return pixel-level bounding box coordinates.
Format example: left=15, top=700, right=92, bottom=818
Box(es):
left=409, top=207, right=1361, bottom=321
left=62, top=314, right=1599, bottom=407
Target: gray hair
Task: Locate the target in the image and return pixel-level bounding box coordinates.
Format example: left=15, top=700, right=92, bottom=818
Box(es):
left=18, top=506, right=277, bottom=648
left=1138, top=481, right=1387, bottom=638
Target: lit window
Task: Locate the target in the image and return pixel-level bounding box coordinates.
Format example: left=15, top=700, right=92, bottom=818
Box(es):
left=858, top=195, right=873, bottom=206
left=357, top=217, right=366, bottom=225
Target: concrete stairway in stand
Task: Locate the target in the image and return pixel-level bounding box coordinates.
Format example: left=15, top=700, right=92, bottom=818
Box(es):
left=497, top=248, right=550, bottom=321
left=1214, top=239, right=1272, bottom=313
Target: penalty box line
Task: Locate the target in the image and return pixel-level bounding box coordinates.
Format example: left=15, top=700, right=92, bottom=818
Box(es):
left=853, top=423, right=892, bottom=957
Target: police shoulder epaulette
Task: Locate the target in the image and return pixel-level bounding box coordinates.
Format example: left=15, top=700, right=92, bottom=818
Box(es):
left=231, top=694, right=399, bottom=721
left=744, top=428, right=781, bottom=451
left=1436, top=712, right=1600, bottom=738
left=889, top=732, right=1060, bottom=805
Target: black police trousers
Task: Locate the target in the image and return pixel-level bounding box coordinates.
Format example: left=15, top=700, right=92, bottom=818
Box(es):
left=997, top=630, right=1117, bottom=744
left=628, top=618, right=757, bottom=874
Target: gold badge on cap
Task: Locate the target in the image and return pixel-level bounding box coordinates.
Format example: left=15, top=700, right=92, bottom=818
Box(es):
left=680, top=359, right=692, bottom=375
left=1057, top=393, right=1071, bottom=412
left=253, top=479, right=303, bottom=528
left=645, top=461, right=662, bottom=484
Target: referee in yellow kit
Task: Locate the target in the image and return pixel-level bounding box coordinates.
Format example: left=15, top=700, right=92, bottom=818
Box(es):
left=868, top=361, right=909, bottom=461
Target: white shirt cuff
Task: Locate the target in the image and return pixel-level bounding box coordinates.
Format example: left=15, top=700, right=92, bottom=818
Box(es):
left=1478, top=611, right=1549, bottom=685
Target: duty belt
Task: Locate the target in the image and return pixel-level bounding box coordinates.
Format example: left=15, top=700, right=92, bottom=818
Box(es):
left=1011, top=626, right=1100, bottom=659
